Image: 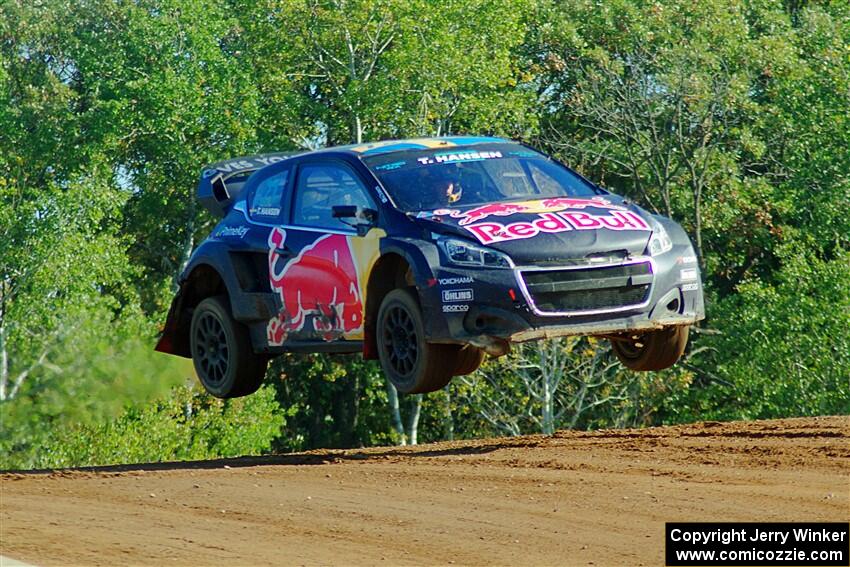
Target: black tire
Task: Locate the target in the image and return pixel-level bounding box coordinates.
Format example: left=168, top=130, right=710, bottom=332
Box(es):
left=610, top=325, right=689, bottom=371
left=377, top=289, right=456, bottom=394
left=190, top=295, right=267, bottom=398
left=453, top=345, right=486, bottom=376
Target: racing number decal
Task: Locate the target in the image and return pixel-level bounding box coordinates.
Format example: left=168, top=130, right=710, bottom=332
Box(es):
left=266, top=227, right=383, bottom=346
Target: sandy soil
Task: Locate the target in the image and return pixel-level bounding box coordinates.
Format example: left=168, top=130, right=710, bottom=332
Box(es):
left=1, top=416, right=848, bottom=566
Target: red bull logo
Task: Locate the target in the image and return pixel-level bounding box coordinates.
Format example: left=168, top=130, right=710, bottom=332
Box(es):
left=445, top=197, right=626, bottom=226
left=267, top=228, right=364, bottom=346
left=465, top=210, right=651, bottom=244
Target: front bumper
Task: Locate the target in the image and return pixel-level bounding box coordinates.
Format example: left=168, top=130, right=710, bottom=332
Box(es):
left=420, top=243, right=705, bottom=351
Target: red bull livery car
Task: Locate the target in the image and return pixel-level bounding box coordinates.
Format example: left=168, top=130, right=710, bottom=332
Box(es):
left=156, top=137, right=705, bottom=398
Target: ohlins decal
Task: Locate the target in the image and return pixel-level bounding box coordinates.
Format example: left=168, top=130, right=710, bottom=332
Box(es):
left=465, top=211, right=651, bottom=244
left=266, top=228, right=364, bottom=346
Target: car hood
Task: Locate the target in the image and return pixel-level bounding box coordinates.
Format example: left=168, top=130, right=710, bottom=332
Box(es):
left=413, top=195, right=654, bottom=265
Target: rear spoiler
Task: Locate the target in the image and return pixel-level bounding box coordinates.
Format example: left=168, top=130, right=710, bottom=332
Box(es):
left=197, top=152, right=299, bottom=217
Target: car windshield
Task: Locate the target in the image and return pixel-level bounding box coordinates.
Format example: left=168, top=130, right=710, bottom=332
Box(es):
left=363, top=143, right=598, bottom=212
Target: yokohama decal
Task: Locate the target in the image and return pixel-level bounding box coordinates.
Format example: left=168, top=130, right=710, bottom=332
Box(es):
left=464, top=211, right=651, bottom=244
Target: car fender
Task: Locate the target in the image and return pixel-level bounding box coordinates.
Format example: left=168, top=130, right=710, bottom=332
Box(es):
left=182, top=243, right=242, bottom=303
left=376, top=237, right=448, bottom=337
left=155, top=242, right=244, bottom=358
left=653, top=215, right=693, bottom=248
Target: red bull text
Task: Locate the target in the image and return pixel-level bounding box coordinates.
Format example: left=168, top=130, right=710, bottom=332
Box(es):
left=449, top=197, right=626, bottom=226
left=465, top=210, right=651, bottom=244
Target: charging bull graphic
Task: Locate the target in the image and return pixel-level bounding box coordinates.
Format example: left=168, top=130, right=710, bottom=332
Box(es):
left=266, top=228, right=364, bottom=346
left=433, top=197, right=627, bottom=226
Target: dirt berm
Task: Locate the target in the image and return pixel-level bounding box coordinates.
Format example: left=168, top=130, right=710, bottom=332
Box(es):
left=1, top=416, right=847, bottom=566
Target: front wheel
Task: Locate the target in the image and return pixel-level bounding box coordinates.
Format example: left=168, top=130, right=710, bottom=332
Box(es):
left=190, top=295, right=267, bottom=398
left=453, top=345, right=485, bottom=376
left=377, top=289, right=455, bottom=394
left=610, top=326, right=689, bottom=371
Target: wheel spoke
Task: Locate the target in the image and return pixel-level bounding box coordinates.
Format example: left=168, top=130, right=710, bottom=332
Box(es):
left=380, top=300, right=425, bottom=378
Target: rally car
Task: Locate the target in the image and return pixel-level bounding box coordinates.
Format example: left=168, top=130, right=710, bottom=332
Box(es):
left=156, top=137, right=705, bottom=398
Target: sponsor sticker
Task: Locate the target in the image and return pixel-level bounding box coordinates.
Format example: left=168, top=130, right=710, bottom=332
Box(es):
left=677, top=255, right=698, bottom=264
left=375, top=186, right=389, bottom=203
left=465, top=210, right=650, bottom=244
left=251, top=206, right=281, bottom=217
left=374, top=161, right=405, bottom=171
left=215, top=155, right=286, bottom=173
left=682, top=282, right=700, bottom=291
left=439, top=276, right=474, bottom=285
left=442, top=288, right=473, bottom=303
left=442, top=304, right=470, bottom=313
left=451, top=197, right=626, bottom=226
left=266, top=228, right=364, bottom=346
left=216, top=226, right=249, bottom=238
left=420, top=198, right=651, bottom=244
left=680, top=268, right=698, bottom=281
left=417, top=150, right=503, bottom=166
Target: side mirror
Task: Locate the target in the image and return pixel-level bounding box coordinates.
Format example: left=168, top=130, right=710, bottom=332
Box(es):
left=332, top=205, right=378, bottom=236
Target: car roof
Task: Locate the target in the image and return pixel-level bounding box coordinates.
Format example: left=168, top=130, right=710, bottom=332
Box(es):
left=317, top=136, right=510, bottom=157
left=201, top=137, right=513, bottom=174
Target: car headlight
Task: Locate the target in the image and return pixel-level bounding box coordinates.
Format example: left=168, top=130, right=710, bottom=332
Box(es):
left=647, top=218, right=673, bottom=256
left=437, top=237, right=513, bottom=269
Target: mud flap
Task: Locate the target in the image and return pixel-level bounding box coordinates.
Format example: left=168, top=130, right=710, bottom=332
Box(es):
left=154, top=288, right=191, bottom=358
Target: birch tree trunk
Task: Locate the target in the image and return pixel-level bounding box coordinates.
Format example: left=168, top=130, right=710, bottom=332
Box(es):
left=0, top=320, right=8, bottom=401
left=443, top=388, right=454, bottom=441
left=386, top=381, right=407, bottom=445
left=406, top=394, right=423, bottom=445
left=0, top=281, right=8, bottom=400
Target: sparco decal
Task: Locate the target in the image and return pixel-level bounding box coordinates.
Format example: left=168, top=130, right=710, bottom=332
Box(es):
left=266, top=228, right=364, bottom=345
left=434, top=196, right=627, bottom=226
left=442, top=304, right=469, bottom=313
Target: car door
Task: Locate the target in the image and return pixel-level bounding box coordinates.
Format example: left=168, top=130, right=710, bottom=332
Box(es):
left=266, top=158, right=384, bottom=346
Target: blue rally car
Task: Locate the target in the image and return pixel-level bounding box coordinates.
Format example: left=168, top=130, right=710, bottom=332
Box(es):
left=156, top=137, right=705, bottom=397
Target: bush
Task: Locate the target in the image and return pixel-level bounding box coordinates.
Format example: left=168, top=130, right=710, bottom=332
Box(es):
left=15, top=385, right=284, bottom=469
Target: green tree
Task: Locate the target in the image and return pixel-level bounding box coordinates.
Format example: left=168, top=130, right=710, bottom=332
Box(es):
left=234, top=0, right=538, bottom=145
left=663, top=248, right=850, bottom=422
left=54, top=0, right=265, bottom=310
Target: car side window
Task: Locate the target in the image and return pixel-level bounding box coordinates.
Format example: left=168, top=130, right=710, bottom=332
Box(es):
left=249, top=169, right=289, bottom=220
left=292, top=162, right=373, bottom=231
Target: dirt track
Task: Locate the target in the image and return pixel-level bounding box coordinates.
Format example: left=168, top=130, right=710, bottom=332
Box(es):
left=1, top=416, right=848, bottom=566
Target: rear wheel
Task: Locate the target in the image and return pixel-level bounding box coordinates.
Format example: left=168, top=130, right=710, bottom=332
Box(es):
left=377, top=289, right=455, bottom=394
left=190, top=295, right=267, bottom=398
left=610, top=325, right=689, bottom=371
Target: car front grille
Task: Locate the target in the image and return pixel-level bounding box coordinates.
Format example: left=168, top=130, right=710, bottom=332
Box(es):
left=519, top=259, right=653, bottom=315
